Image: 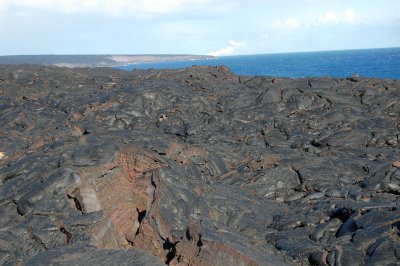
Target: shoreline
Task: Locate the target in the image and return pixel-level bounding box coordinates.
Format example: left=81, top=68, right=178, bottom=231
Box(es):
left=0, top=54, right=216, bottom=68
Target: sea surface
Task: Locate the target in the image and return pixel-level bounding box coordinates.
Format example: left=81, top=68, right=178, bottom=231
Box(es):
left=117, top=47, right=400, bottom=79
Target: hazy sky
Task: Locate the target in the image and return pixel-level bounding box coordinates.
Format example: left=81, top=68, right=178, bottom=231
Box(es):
left=0, top=0, right=399, bottom=56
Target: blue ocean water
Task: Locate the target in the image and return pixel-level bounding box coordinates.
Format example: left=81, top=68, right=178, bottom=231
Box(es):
left=117, top=47, right=400, bottom=79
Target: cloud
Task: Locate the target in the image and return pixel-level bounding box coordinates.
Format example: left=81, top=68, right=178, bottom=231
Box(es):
left=268, top=8, right=357, bottom=30
left=319, top=11, right=337, bottom=24
left=272, top=18, right=301, bottom=29
left=0, top=0, right=223, bottom=17
left=208, top=40, right=245, bottom=57
left=343, top=8, right=355, bottom=22
left=318, top=8, right=356, bottom=25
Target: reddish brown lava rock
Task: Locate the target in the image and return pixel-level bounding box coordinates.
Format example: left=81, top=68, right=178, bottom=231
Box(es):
left=165, top=142, right=208, bottom=165
left=172, top=239, right=260, bottom=266
left=131, top=169, right=176, bottom=258
left=67, top=146, right=164, bottom=249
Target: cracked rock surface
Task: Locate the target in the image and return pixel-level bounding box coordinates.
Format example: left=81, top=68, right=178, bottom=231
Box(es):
left=0, top=64, right=399, bottom=265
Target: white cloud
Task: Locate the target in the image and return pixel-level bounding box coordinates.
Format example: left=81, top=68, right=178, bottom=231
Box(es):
left=318, top=8, right=356, bottom=25
left=208, top=40, right=245, bottom=57
left=272, top=18, right=301, bottom=29
left=343, top=8, right=355, bottom=23
left=268, top=8, right=357, bottom=30
left=319, top=11, right=338, bottom=24
left=0, top=0, right=222, bottom=17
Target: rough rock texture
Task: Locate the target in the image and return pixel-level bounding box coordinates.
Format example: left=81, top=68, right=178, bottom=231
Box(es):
left=0, top=64, right=399, bottom=265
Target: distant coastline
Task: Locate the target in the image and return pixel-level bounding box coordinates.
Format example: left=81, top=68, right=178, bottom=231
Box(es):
left=1, top=47, right=399, bottom=79
left=0, top=54, right=215, bottom=68
left=117, top=47, right=400, bottom=79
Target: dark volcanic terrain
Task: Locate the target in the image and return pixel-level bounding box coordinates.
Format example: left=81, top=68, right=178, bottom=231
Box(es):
left=0, top=65, right=399, bottom=265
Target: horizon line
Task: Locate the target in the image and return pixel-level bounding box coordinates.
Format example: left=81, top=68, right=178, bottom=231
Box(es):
left=0, top=46, right=399, bottom=57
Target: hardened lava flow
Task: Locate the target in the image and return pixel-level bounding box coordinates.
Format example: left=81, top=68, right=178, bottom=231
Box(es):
left=0, top=64, right=399, bottom=265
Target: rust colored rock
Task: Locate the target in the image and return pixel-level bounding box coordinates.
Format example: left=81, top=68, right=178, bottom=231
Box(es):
left=173, top=239, right=264, bottom=266
left=131, top=218, right=166, bottom=258
left=392, top=161, right=400, bottom=168
left=165, top=142, right=228, bottom=179
left=68, top=146, right=164, bottom=249
left=165, top=142, right=208, bottom=164
left=247, top=154, right=281, bottom=170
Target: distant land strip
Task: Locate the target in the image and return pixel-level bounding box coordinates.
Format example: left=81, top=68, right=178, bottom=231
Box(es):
left=0, top=54, right=216, bottom=68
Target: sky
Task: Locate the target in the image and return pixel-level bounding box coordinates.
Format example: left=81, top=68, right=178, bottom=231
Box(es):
left=0, top=0, right=399, bottom=56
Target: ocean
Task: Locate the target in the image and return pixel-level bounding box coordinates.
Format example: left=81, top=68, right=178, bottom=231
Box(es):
left=116, top=47, right=400, bottom=79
